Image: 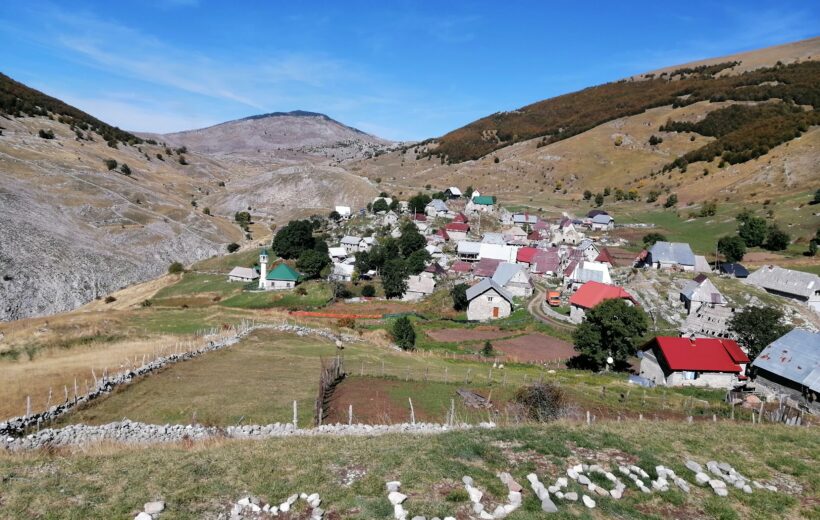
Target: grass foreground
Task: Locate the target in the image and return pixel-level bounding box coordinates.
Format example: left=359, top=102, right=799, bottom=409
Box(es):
left=0, top=421, right=817, bottom=519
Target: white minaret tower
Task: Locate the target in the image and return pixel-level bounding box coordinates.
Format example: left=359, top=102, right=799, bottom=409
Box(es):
left=259, top=248, right=268, bottom=290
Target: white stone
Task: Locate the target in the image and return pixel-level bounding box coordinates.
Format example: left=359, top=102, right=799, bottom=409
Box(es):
left=143, top=501, right=165, bottom=515
left=134, top=513, right=152, bottom=520
left=564, top=492, right=578, bottom=501
left=696, top=472, right=711, bottom=485
left=388, top=491, right=407, bottom=505
left=386, top=481, right=401, bottom=492
left=582, top=495, right=596, bottom=508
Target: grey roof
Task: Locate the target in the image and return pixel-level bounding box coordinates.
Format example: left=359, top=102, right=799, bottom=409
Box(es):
left=491, top=262, right=526, bottom=286
left=340, top=235, right=362, bottom=245
left=481, top=232, right=506, bottom=245
left=752, top=329, right=820, bottom=392
left=457, top=240, right=481, bottom=254
left=746, top=265, right=820, bottom=299
left=466, top=278, right=514, bottom=303
left=513, top=213, right=539, bottom=224
left=228, top=266, right=259, bottom=279
left=680, top=276, right=724, bottom=304
left=591, top=214, right=613, bottom=224
left=427, top=199, right=450, bottom=212
left=578, top=238, right=595, bottom=251
left=648, top=241, right=696, bottom=266
left=576, top=265, right=606, bottom=283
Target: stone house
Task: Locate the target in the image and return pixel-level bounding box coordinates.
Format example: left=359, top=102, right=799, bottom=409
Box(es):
left=491, top=262, right=533, bottom=298
left=340, top=235, right=363, bottom=254
left=227, top=266, right=259, bottom=283
left=444, top=222, right=469, bottom=242
left=466, top=279, right=514, bottom=321
left=679, top=274, right=726, bottom=314
left=745, top=265, right=820, bottom=312
left=589, top=213, right=614, bottom=231
left=403, top=272, right=436, bottom=301
left=751, top=329, right=820, bottom=411
left=639, top=337, right=749, bottom=389
left=425, top=199, right=451, bottom=218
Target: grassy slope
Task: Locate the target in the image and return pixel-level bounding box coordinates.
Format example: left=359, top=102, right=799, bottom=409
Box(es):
left=0, top=422, right=816, bottom=519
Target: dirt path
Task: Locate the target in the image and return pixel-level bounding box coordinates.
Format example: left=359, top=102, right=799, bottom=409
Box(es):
left=527, top=283, right=576, bottom=333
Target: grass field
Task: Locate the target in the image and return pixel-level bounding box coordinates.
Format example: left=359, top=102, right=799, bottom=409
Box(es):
left=0, top=422, right=816, bottom=519
left=219, top=280, right=332, bottom=310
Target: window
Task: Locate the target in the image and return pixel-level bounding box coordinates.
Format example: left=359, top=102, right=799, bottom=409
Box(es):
left=487, top=296, right=494, bottom=302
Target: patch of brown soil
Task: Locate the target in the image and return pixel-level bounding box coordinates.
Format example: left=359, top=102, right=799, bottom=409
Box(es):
left=491, top=334, right=577, bottom=363
left=324, top=300, right=416, bottom=315
left=425, top=327, right=515, bottom=343
left=324, top=377, right=436, bottom=424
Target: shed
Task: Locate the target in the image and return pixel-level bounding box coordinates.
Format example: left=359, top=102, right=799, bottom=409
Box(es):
left=228, top=266, right=259, bottom=283
left=491, top=262, right=533, bottom=297
left=745, top=265, right=820, bottom=312
left=751, top=329, right=820, bottom=409
left=646, top=241, right=696, bottom=270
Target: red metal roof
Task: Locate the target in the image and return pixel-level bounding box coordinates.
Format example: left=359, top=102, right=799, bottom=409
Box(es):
left=569, top=281, right=637, bottom=309
left=473, top=258, right=502, bottom=278
left=453, top=212, right=469, bottom=223
left=594, top=247, right=615, bottom=265
left=412, top=213, right=427, bottom=222
left=653, top=337, right=744, bottom=373
left=703, top=338, right=750, bottom=364
left=450, top=260, right=473, bottom=273
left=445, top=222, right=470, bottom=232
left=531, top=250, right=560, bottom=274
left=516, top=247, right=538, bottom=264
left=436, top=228, right=450, bottom=241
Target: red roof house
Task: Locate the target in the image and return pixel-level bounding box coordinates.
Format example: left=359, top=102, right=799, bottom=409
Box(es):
left=412, top=213, right=427, bottom=222
left=473, top=258, right=502, bottom=278
left=445, top=222, right=470, bottom=233
left=516, top=247, right=538, bottom=264
left=594, top=247, right=615, bottom=266
left=640, top=336, right=749, bottom=389
left=450, top=260, right=473, bottom=274
left=453, top=212, right=469, bottom=224
left=435, top=228, right=450, bottom=241
left=569, top=281, right=637, bottom=310
left=530, top=250, right=560, bottom=275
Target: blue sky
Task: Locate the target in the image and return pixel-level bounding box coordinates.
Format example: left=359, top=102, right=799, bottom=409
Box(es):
left=1, top=1, right=817, bottom=140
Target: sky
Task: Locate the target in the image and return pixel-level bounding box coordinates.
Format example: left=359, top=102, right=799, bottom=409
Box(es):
left=1, top=1, right=817, bottom=141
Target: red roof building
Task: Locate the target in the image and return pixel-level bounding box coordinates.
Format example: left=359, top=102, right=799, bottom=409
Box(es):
left=594, top=247, right=615, bottom=266
left=650, top=337, right=747, bottom=373
left=452, top=212, right=469, bottom=224
left=450, top=260, right=473, bottom=274
left=531, top=250, right=560, bottom=275
left=445, top=222, right=470, bottom=233
left=412, top=213, right=427, bottom=222
left=436, top=228, right=450, bottom=241
left=472, top=258, right=502, bottom=278
left=516, top=247, right=538, bottom=264
left=569, top=281, right=637, bottom=310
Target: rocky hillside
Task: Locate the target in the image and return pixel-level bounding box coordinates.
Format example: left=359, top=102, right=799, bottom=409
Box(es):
left=144, top=110, right=395, bottom=162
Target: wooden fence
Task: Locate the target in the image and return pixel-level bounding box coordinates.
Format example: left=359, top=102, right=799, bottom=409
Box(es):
left=314, top=355, right=346, bottom=426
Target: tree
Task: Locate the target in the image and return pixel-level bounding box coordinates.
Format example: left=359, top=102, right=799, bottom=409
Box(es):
left=328, top=210, right=341, bottom=222
left=38, top=129, right=55, bottom=139
left=813, top=189, right=820, bottom=205
left=583, top=190, right=592, bottom=201
left=642, top=232, right=667, bottom=247
left=808, top=239, right=818, bottom=257
left=572, top=299, right=648, bottom=371
left=381, top=258, right=408, bottom=299
left=103, top=159, right=118, bottom=170
left=120, top=163, right=132, bottom=176
left=354, top=250, right=372, bottom=275
left=764, top=224, right=790, bottom=251
left=389, top=199, right=400, bottom=211
left=234, top=211, right=251, bottom=228
left=271, top=219, right=315, bottom=259
left=737, top=210, right=767, bottom=247
left=648, top=135, right=663, bottom=146
left=296, top=249, right=330, bottom=279
left=398, top=222, right=426, bottom=257
left=168, top=262, right=184, bottom=274
left=372, top=198, right=389, bottom=213
left=405, top=248, right=431, bottom=274
left=699, top=200, right=717, bottom=217
left=361, top=284, right=376, bottom=297
left=407, top=193, right=432, bottom=213
left=226, top=242, right=240, bottom=253
left=717, top=235, right=746, bottom=262
left=728, top=306, right=792, bottom=359
left=392, top=316, right=416, bottom=350
left=594, top=193, right=604, bottom=207
left=451, top=283, right=468, bottom=311
left=203, top=207, right=211, bottom=216
left=464, top=186, right=474, bottom=198
left=482, top=340, right=494, bottom=357
left=663, top=194, right=678, bottom=208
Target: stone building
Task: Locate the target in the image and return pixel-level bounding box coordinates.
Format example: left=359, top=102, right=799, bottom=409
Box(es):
left=466, top=279, right=514, bottom=321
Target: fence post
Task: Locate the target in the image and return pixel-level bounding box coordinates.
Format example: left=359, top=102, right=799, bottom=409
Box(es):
left=445, top=368, right=448, bottom=383
left=26, top=395, right=31, bottom=417
left=586, top=411, right=591, bottom=426
left=409, top=398, right=415, bottom=425
left=293, top=400, right=298, bottom=429
left=348, top=404, right=353, bottom=426
left=449, top=399, right=455, bottom=426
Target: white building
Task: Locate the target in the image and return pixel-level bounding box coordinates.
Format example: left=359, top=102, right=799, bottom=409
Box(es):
left=258, top=249, right=302, bottom=291
left=403, top=272, right=436, bottom=301
left=466, top=279, right=514, bottom=321
left=335, top=205, right=352, bottom=218
left=227, top=266, right=258, bottom=283
left=491, top=262, right=533, bottom=298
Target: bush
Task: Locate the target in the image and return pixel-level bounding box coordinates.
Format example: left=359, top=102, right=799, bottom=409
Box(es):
left=361, top=284, right=376, bottom=297
left=481, top=341, right=494, bottom=357
left=103, top=159, right=118, bottom=170
left=514, top=383, right=565, bottom=422
left=140, top=299, right=153, bottom=308
left=178, top=155, right=188, bottom=165
left=663, top=194, right=678, bottom=208
left=648, top=135, right=663, bottom=146
left=391, top=316, right=416, bottom=350
left=38, top=129, right=55, bottom=139
left=104, top=295, right=117, bottom=304
left=120, top=163, right=131, bottom=176
left=642, top=232, right=667, bottom=247
left=168, top=262, right=184, bottom=274
left=451, top=283, right=468, bottom=311
left=337, top=317, right=356, bottom=330
left=226, top=243, right=240, bottom=253
left=203, top=207, right=211, bottom=216
left=764, top=224, right=790, bottom=251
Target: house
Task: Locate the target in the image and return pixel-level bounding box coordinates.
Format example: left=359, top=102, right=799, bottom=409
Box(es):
left=693, top=255, right=712, bottom=273
left=403, top=272, right=436, bottom=301
left=450, top=260, right=473, bottom=276
left=516, top=247, right=538, bottom=267
left=470, top=190, right=481, bottom=200
left=594, top=247, right=615, bottom=267
left=566, top=261, right=612, bottom=286
left=589, top=213, right=614, bottom=231
left=466, top=278, right=514, bottom=321
left=745, top=265, right=820, bottom=312
left=425, top=199, right=451, bottom=218
left=587, top=210, right=609, bottom=218
left=473, top=258, right=503, bottom=278
left=457, top=241, right=481, bottom=261
left=425, top=244, right=443, bottom=259
left=576, top=239, right=600, bottom=262
left=640, top=337, right=749, bottom=389
left=750, top=329, right=820, bottom=410
left=334, top=206, right=352, bottom=218
left=680, top=305, right=735, bottom=339
left=552, top=217, right=584, bottom=245
left=228, top=266, right=259, bottom=283
left=569, top=281, right=637, bottom=323
left=361, top=237, right=375, bottom=250
left=491, top=262, right=533, bottom=297
left=512, top=213, right=539, bottom=227
left=466, top=195, right=495, bottom=213
left=530, top=249, right=561, bottom=276
left=328, top=247, right=348, bottom=261
left=330, top=262, right=354, bottom=282
left=680, top=274, right=726, bottom=314
left=382, top=210, right=399, bottom=227
left=444, top=187, right=462, bottom=199
left=719, top=262, right=749, bottom=278
left=433, top=228, right=450, bottom=242
left=424, top=262, right=448, bottom=278
left=646, top=241, right=696, bottom=271
left=259, top=259, right=302, bottom=291
left=481, top=232, right=506, bottom=245
left=452, top=212, right=469, bottom=224
left=444, top=222, right=469, bottom=242
left=340, top=235, right=364, bottom=254
left=479, top=243, right=519, bottom=263
left=504, top=226, right=528, bottom=243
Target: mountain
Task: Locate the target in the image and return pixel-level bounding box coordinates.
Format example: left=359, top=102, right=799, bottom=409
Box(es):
left=0, top=78, right=377, bottom=321
left=142, top=110, right=394, bottom=163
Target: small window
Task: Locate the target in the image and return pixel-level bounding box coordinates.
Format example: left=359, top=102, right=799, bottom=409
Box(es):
left=487, top=296, right=494, bottom=302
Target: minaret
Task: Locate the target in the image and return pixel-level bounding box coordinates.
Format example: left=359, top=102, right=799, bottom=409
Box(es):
left=259, top=248, right=268, bottom=290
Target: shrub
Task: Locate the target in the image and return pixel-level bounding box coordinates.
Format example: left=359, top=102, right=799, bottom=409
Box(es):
left=642, top=232, right=667, bottom=247
left=226, top=243, right=240, bottom=253
left=203, top=207, right=211, bottom=216
left=648, top=135, right=663, bottom=146
left=168, top=262, right=184, bottom=274
left=361, top=284, right=376, bottom=297
left=156, top=153, right=164, bottom=161
left=391, top=316, right=416, bottom=350
left=38, top=129, right=55, bottom=139
left=120, top=163, right=131, bottom=176
left=764, top=224, right=790, bottom=251
left=178, top=155, right=188, bottom=165
left=104, top=295, right=117, bottom=304
left=337, top=317, right=356, bottom=330
left=451, top=283, right=468, bottom=311
left=663, top=194, right=678, bottom=208
left=140, top=299, right=153, bottom=308
left=514, top=383, right=565, bottom=422
left=481, top=341, right=494, bottom=357
left=103, top=159, right=118, bottom=170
